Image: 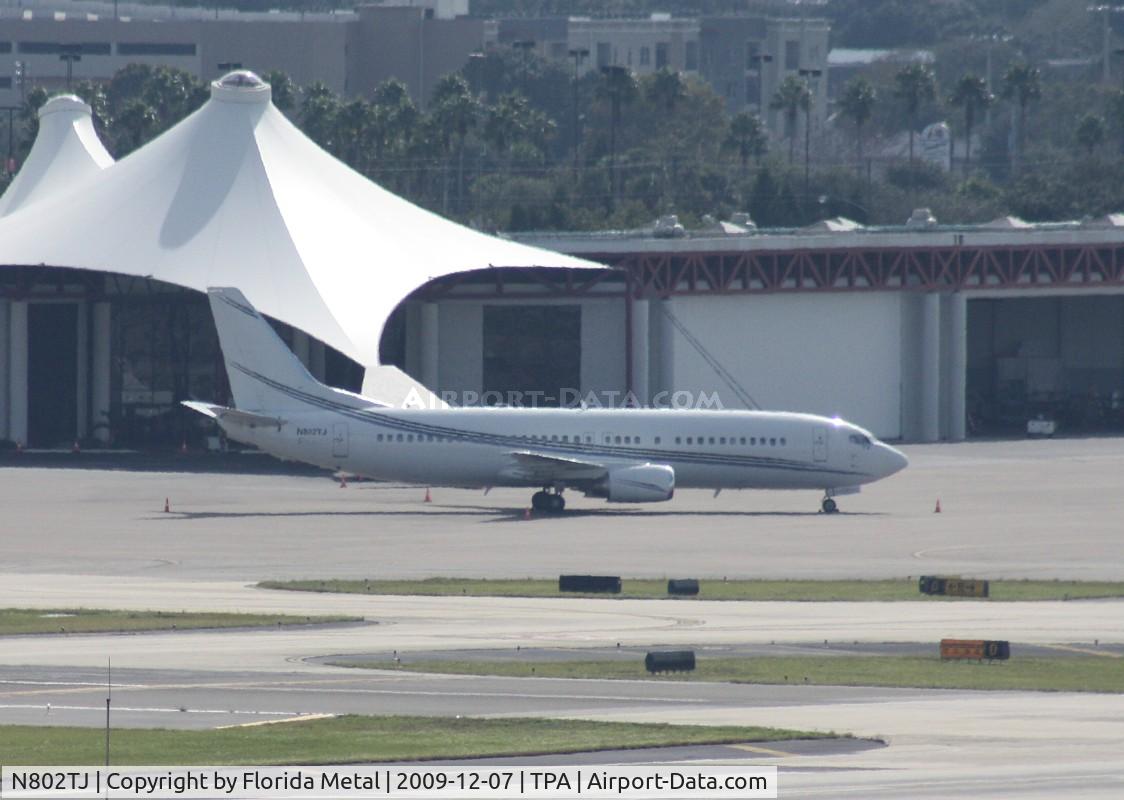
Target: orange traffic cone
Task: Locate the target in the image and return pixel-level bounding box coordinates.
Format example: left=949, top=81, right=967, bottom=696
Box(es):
left=934, top=499, right=941, bottom=513
left=424, top=487, right=432, bottom=503
left=163, top=498, right=170, bottom=513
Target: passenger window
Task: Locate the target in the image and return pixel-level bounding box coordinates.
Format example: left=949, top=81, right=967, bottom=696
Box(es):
left=551, top=435, right=558, bottom=441
left=614, top=435, right=621, bottom=444
left=740, top=437, right=746, bottom=445
left=376, top=434, right=383, bottom=442
left=675, top=437, right=681, bottom=444
left=720, top=436, right=727, bottom=445
left=780, top=437, right=786, bottom=446
left=396, top=434, right=404, bottom=442
left=562, top=435, right=569, bottom=442
left=770, top=437, right=776, bottom=446
left=750, top=437, right=756, bottom=445
left=686, top=437, right=693, bottom=445
left=654, top=436, right=661, bottom=444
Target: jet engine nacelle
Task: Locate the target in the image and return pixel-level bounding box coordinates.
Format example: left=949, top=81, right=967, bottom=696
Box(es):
left=601, top=463, right=676, bottom=503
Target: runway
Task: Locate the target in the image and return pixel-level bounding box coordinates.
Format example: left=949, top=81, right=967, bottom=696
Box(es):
left=3, top=438, right=1124, bottom=796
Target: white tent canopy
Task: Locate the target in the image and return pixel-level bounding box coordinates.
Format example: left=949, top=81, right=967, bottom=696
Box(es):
left=0, top=94, right=113, bottom=217
left=0, top=71, right=604, bottom=368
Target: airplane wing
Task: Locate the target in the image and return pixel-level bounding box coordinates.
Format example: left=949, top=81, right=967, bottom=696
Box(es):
left=502, top=450, right=610, bottom=483
left=182, top=401, right=286, bottom=430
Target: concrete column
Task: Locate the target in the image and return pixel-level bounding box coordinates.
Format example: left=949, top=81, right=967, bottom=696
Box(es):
left=656, top=298, right=676, bottom=399
left=919, top=292, right=941, bottom=443
left=629, top=298, right=650, bottom=405
left=91, top=302, right=111, bottom=444
left=8, top=301, right=28, bottom=446
left=75, top=302, right=89, bottom=439
left=420, top=302, right=439, bottom=390
left=402, top=302, right=422, bottom=381
left=291, top=329, right=311, bottom=371
left=309, top=340, right=327, bottom=382
left=948, top=292, right=968, bottom=441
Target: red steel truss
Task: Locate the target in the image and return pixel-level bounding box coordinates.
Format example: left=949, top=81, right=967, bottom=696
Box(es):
left=588, top=242, right=1124, bottom=297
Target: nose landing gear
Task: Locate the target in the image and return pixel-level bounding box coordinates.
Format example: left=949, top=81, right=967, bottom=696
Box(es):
left=531, top=489, right=565, bottom=513
left=821, top=495, right=838, bottom=514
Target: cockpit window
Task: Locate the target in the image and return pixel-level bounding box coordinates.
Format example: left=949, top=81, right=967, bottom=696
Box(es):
left=849, top=433, right=873, bottom=448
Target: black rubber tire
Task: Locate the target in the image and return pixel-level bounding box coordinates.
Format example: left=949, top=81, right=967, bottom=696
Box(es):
left=822, top=497, right=838, bottom=514
left=549, top=494, right=566, bottom=513
left=531, top=491, right=549, bottom=512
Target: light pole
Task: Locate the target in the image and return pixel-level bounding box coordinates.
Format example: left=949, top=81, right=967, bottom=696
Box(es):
left=59, top=45, right=82, bottom=90
left=798, top=67, right=822, bottom=198
left=749, top=52, right=772, bottom=116
left=568, top=47, right=589, bottom=175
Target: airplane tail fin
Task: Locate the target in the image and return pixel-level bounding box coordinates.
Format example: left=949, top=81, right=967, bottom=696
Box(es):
left=207, top=287, right=361, bottom=413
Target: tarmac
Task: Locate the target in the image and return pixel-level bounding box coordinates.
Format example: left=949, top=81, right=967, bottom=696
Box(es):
left=2, top=437, right=1124, bottom=797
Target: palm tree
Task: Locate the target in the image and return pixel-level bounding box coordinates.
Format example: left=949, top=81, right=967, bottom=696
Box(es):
left=769, top=75, right=811, bottom=164
left=893, top=63, right=936, bottom=169
left=115, top=98, right=158, bottom=154
left=596, top=66, right=638, bottom=209
left=837, top=77, right=876, bottom=175
left=948, top=74, right=992, bottom=173
left=484, top=92, right=529, bottom=169
left=1075, top=113, right=1106, bottom=156
left=264, top=70, right=297, bottom=114
left=336, top=99, right=376, bottom=173
left=299, top=82, right=342, bottom=155
left=723, top=111, right=767, bottom=178
left=1001, top=62, right=1041, bottom=175
left=370, top=79, right=418, bottom=183
left=646, top=68, right=686, bottom=113
left=429, top=74, right=480, bottom=213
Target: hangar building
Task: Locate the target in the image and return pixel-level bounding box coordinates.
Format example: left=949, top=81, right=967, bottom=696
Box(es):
left=4, top=75, right=1124, bottom=449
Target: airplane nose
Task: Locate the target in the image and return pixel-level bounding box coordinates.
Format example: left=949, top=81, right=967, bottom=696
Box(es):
left=879, top=443, right=909, bottom=476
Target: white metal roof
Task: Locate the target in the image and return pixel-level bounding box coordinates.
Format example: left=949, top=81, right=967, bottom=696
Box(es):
left=0, top=71, right=603, bottom=367
left=0, top=94, right=113, bottom=218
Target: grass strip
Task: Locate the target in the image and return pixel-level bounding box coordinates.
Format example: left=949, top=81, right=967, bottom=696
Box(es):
left=337, top=656, right=1124, bottom=693
left=0, top=608, right=360, bottom=636
left=258, top=577, right=1124, bottom=602
left=1, top=715, right=828, bottom=765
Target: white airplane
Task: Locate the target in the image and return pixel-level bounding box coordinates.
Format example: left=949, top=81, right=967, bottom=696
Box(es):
left=185, top=288, right=908, bottom=514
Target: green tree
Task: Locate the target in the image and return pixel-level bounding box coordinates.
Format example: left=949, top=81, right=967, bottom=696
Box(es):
left=595, top=66, right=638, bottom=209
left=837, top=77, right=876, bottom=174
left=298, top=82, right=342, bottom=155
left=336, top=99, right=376, bottom=172
left=264, top=70, right=297, bottom=114
left=893, top=63, right=937, bottom=169
left=646, top=68, right=686, bottom=113
left=1075, top=113, right=1106, bottom=157
left=1001, top=62, right=1041, bottom=175
left=948, top=74, right=992, bottom=173
left=429, top=74, right=480, bottom=213
left=723, top=111, right=767, bottom=177
left=115, top=99, right=158, bottom=155
left=770, top=75, right=811, bottom=164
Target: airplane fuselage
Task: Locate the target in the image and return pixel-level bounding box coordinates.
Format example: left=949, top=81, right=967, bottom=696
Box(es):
left=224, top=405, right=901, bottom=493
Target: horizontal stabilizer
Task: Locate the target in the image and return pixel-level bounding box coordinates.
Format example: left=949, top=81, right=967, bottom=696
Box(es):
left=182, top=401, right=285, bottom=429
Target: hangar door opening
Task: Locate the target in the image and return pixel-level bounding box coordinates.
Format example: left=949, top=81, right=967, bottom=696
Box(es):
left=28, top=303, right=78, bottom=447
left=482, top=305, right=580, bottom=407
left=967, top=295, right=1124, bottom=434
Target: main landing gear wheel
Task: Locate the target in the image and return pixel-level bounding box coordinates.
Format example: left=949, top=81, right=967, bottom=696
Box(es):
left=531, top=490, right=565, bottom=513
left=821, top=497, right=838, bottom=514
